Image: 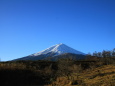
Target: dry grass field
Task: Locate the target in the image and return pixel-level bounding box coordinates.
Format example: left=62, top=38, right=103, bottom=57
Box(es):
left=0, top=57, right=115, bottom=86
left=48, top=64, right=115, bottom=86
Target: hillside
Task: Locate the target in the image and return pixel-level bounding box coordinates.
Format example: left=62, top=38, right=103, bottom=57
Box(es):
left=0, top=56, right=115, bottom=86
left=49, top=64, right=115, bottom=86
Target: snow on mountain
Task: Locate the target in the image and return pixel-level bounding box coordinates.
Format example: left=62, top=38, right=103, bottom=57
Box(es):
left=30, top=43, right=85, bottom=56
left=13, top=43, right=86, bottom=61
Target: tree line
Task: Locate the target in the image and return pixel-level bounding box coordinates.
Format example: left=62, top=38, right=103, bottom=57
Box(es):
left=87, top=48, right=115, bottom=58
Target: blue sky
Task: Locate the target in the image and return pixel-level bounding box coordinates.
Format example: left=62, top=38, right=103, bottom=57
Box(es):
left=0, top=0, right=115, bottom=61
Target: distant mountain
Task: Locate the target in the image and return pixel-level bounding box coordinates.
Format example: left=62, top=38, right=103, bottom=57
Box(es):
left=13, top=43, right=86, bottom=61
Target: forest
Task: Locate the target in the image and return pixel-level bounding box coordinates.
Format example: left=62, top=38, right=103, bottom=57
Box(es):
left=0, top=48, right=115, bottom=86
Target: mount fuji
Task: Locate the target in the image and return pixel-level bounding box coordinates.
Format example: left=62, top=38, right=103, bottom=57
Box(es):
left=14, top=43, right=86, bottom=61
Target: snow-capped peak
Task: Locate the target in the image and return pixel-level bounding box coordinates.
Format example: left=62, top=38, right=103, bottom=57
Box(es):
left=31, top=43, right=85, bottom=56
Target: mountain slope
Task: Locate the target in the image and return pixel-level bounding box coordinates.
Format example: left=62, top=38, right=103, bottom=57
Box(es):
left=14, top=43, right=86, bottom=61
left=30, top=43, right=85, bottom=56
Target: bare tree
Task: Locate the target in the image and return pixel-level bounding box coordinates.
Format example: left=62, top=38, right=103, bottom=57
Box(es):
left=112, top=48, right=115, bottom=57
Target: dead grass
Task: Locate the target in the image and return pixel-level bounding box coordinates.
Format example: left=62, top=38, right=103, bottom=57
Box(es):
left=48, top=64, right=115, bottom=86
left=82, top=65, right=115, bottom=86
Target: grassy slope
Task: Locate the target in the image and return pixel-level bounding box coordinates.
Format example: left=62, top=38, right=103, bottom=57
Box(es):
left=0, top=58, right=115, bottom=86
left=48, top=64, right=115, bottom=86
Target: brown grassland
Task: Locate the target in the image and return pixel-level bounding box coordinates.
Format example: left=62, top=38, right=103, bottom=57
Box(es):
left=0, top=55, right=115, bottom=86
